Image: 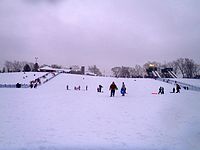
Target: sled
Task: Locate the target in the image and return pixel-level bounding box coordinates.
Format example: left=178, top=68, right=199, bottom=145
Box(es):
left=151, top=92, right=158, bottom=95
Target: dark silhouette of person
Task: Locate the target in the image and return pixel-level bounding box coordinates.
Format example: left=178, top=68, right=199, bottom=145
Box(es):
left=176, top=84, right=181, bottom=93
left=16, top=83, right=21, bottom=88
left=158, top=87, right=164, bottom=94
left=162, top=87, right=164, bottom=94
left=109, top=82, right=118, bottom=97
left=172, top=87, right=175, bottom=93
left=86, top=85, right=88, bottom=91
left=30, top=81, right=33, bottom=88
left=97, top=85, right=103, bottom=92
left=34, top=83, right=37, bottom=88
left=158, top=87, right=162, bottom=94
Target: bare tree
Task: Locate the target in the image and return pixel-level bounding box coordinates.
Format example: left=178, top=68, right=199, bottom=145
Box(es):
left=13, top=61, right=24, bottom=72
left=174, top=58, right=186, bottom=77
left=111, top=67, right=122, bottom=77
left=128, top=67, right=136, bottom=78
left=120, top=66, right=130, bottom=78
left=2, top=67, right=6, bottom=73
left=168, top=61, right=179, bottom=75
left=4, top=61, right=14, bottom=72
left=172, top=58, right=198, bottom=78
left=134, top=65, right=144, bottom=77
left=88, top=65, right=102, bottom=76
left=197, top=64, right=200, bottom=76
left=4, top=60, right=35, bottom=72
left=29, top=63, right=35, bottom=71
left=184, top=58, right=198, bottom=78
left=111, top=65, right=144, bottom=78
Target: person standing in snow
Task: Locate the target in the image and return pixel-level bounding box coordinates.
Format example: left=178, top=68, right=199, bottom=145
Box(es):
left=66, top=85, right=69, bottom=90
left=158, top=87, right=162, bottom=94
left=121, top=82, right=126, bottom=96
left=172, top=87, right=175, bottom=93
left=161, top=87, right=164, bottom=94
left=97, top=85, right=103, bottom=92
left=86, top=85, right=88, bottom=91
left=158, top=87, right=164, bottom=94
left=176, top=83, right=181, bottom=93
left=109, top=82, right=118, bottom=97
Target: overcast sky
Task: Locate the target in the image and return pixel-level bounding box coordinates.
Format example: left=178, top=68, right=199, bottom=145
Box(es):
left=0, top=0, right=200, bottom=71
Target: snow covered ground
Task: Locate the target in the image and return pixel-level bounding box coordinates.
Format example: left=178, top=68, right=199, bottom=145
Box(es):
left=0, top=72, right=200, bottom=150
left=0, top=72, right=46, bottom=85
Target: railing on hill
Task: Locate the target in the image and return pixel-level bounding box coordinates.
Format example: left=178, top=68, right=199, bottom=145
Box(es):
left=0, top=84, right=30, bottom=88
left=42, top=72, right=62, bottom=84
left=156, top=78, right=200, bottom=92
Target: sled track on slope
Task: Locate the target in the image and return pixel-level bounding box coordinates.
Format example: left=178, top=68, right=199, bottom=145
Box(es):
left=41, top=72, right=62, bottom=84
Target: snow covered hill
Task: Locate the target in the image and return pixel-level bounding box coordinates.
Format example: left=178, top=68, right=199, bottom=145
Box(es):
left=0, top=73, right=200, bottom=150
left=0, top=72, right=46, bottom=85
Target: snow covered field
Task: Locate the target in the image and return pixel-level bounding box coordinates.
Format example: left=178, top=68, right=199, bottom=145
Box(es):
left=0, top=73, right=200, bottom=150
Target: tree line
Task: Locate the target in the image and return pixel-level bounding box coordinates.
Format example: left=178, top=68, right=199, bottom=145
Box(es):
left=1, top=61, right=39, bottom=72
left=1, top=58, right=200, bottom=78
left=111, top=58, right=200, bottom=78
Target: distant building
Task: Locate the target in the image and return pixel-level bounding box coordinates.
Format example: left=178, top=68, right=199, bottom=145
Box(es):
left=146, top=64, right=158, bottom=78
left=145, top=64, right=177, bottom=78
left=69, top=66, right=85, bottom=75
left=39, top=66, right=71, bottom=73
left=85, top=71, right=97, bottom=76
left=39, top=65, right=87, bottom=75
left=81, top=66, right=85, bottom=75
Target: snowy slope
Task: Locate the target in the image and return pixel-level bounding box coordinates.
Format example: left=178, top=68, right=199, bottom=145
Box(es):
left=0, top=72, right=46, bottom=84
left=0, top=73, right=200, bottom=150
left=171, top=78, right=200, bottom=87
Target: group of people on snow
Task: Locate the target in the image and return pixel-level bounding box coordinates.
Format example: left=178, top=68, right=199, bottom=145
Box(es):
left=158, top=87, right=164, bottom=94
left=159, top=83, right=182, bottom=94
left=66, top=85, right=88, bottom=91
left=65, top=82, right=127, bottom=97
left=65, top=80, right=185, bottom=97
left=170, top=83, right=181, bottom=93
left=109, top=82, right=126, bottom=97
left=175, top=83, right=181, bottom=93
left=97, top=82, right=127, bottom=97
left=30, top=78, right=41, bottom=88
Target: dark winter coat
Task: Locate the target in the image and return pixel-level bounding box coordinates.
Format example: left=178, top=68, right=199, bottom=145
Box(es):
left=109, top=83, right=118, bottom=90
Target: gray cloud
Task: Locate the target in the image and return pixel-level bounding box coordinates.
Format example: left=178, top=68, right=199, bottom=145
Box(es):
left=0, top=0, right=200, bottom=70
left=23, top=0, right=64, bottom=4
